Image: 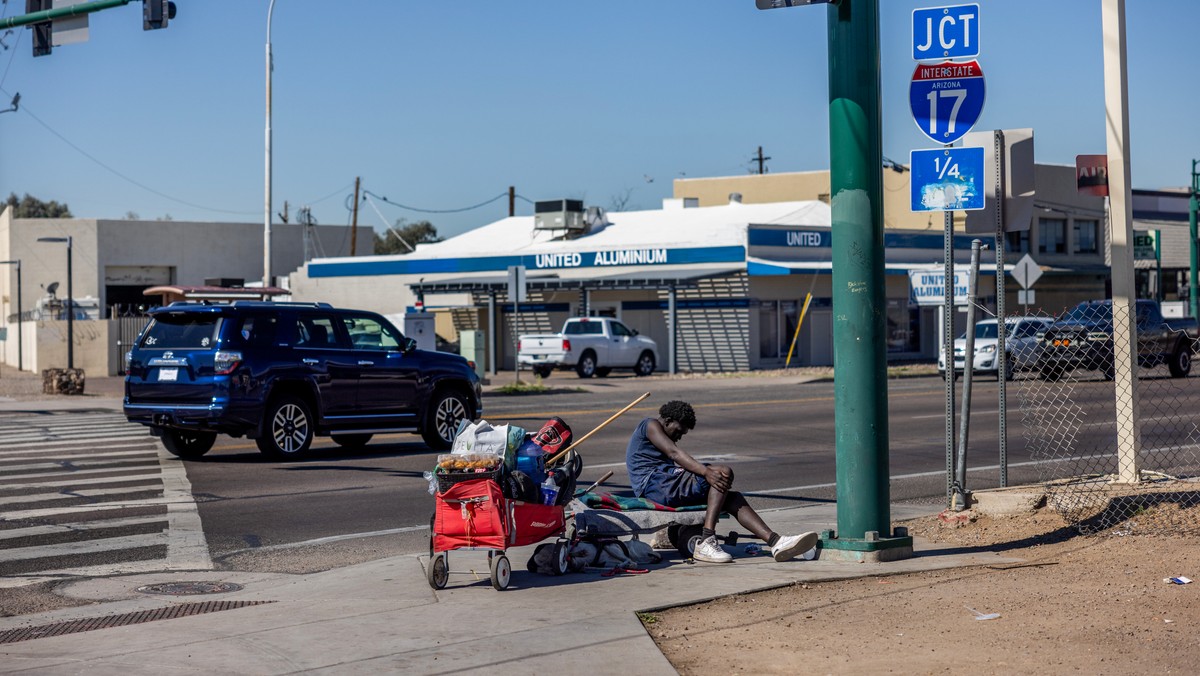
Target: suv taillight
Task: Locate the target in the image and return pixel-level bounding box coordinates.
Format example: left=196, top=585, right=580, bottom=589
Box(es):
left=563, top=339, right=571, bottom=352
left=517, top=339, right=522, bottom=352
left=214, top=351, right=242, bottom=375
left=124, top=350, right=132, bottom=373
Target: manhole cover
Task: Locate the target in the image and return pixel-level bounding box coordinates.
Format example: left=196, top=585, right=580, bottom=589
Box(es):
left=136, top=581, right=244, bottom=596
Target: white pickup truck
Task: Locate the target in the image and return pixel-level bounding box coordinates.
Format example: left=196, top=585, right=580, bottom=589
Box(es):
left=518, top=317, right=659, bottom=379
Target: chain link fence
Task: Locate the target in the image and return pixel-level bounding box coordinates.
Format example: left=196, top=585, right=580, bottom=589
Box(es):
left=1011, top=300, right=1200, bottom=534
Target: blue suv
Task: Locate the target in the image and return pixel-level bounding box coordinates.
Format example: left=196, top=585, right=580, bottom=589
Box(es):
left=124, top=301, right=482, bottom=460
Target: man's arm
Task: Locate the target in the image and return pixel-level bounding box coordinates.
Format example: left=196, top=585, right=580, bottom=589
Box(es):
left=645, top=420, right=732, bottom=492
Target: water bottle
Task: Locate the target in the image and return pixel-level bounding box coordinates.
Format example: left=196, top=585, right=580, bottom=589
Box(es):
left=540, top=473, right=559, bottom=506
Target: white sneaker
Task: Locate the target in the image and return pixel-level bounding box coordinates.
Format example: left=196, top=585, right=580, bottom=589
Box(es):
left=693, top=535, right=733, bottom=563
left=771, top=532, right=819, bottom=562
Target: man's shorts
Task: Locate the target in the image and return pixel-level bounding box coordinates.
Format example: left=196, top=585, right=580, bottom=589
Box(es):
left=640, top=467, right=710, bottom=508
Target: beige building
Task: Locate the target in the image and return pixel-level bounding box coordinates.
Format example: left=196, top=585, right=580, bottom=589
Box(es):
left=0, top=209, right=358, bottom=374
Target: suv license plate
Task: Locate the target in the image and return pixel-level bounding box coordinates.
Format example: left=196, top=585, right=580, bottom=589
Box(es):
left=158, top=367, right=178, bottom=382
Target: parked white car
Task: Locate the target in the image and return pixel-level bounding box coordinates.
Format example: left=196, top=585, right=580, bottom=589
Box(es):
left=518, top=317, right=658, bottom=378
left=938, top=316, right=1053, bottom=381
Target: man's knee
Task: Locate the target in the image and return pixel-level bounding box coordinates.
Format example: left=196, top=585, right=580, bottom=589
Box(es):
left=711, top=464, right=734, bottom=482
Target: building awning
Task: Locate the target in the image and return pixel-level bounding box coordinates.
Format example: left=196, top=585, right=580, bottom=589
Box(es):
left=409, top=265, right=744, bottom=295
left=747, top=257, right=1019, bottom=276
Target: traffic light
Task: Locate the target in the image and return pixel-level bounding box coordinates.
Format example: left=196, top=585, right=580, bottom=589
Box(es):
left=26, top=0, right=51, bottom=57
left=143, top=0, right=176, bottom=30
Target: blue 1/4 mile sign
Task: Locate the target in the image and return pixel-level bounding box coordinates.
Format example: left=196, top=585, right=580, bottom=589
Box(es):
left=910, top=147, right=985, bottom=212
left=912, top=4, right=979, bottom=61
left=909, top=59, right=985, bottom=145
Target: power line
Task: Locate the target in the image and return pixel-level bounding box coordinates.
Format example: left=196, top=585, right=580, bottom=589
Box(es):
left=362, top=189, right=507, bottom=214
left=13, top=99, right=259, bottom=216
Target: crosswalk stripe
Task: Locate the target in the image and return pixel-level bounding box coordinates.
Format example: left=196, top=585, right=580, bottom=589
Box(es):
left=0, top=441, right=156, bottom=457
left=0, top=430, right=151, bottom=447
left=0, top=469, right=163, bottom=490
left=0, top=450, right=160, bottom=471
left=0, top=515, right=170, bottom=541
left=0, top=462, right=161, bottom=482
left=0, top=496, right=184, bottom=520
left=0, top=533, right=167, bottom=563
left=0, top=483, right=163, bottom=507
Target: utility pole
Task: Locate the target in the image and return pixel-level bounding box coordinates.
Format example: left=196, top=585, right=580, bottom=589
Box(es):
left=351, top=176, right=361, bottom=256
left=822, top=0, right=910, bottom=562
left=508, top=186, right=516, bottom=217
left=1190, top=159, right=1198, bottom=319
left=753, top=146, right=771, bottom=174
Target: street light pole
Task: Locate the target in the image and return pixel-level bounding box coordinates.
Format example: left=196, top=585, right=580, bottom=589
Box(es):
left=264, top=0, right=276, bottom=288
left=36, top=237, right=72, bottom=369
left=0, top=260, right=21, bottom=371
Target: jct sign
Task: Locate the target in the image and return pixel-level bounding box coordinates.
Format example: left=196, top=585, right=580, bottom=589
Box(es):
left=912, top=4, right=980, bottom=61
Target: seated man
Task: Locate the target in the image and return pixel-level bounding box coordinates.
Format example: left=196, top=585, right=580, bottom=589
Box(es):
left=626, top=400, right=818, bottom=564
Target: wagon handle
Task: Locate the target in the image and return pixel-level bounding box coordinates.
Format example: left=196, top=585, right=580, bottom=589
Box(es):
left=545, top=392, right=650, bottom=467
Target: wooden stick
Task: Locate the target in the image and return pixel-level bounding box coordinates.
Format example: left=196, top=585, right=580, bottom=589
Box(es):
left=582, top=470, right=614, bottom=495
left=545, top=391, right=650, bottom=467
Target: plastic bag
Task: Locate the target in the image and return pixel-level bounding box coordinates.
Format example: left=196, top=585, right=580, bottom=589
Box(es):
left=451, top=420, right=506, bottom=456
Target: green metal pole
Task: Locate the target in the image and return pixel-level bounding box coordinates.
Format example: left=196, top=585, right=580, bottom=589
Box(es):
left=827, top=0, right=891, bottom=543
left=1190, top=159, right=1198, bottom=320
left=0, top=0, right=131, bottom=30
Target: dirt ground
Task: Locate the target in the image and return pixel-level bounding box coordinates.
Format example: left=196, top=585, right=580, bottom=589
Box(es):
left=645, top=505, right=1200, bottom=675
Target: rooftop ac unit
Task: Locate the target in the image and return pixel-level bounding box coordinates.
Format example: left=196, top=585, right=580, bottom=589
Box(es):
left=534, top=199, right=585, bottom=231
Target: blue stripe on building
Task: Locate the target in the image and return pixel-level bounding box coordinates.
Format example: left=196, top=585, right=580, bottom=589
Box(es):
left=308, top=246, right=747, bottom=278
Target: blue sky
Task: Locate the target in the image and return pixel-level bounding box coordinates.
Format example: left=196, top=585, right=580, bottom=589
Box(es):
left=0, top=0, right=1195, bottom=241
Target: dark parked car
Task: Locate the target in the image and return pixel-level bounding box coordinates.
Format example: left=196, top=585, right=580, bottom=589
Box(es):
left=124, top=301, right=482, bottom=459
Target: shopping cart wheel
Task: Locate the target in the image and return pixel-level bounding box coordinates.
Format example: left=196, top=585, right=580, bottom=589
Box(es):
left=551, top=541, right=570, bottom=576
left=427, top=552, right=449, bottom=590
left=490, top=554, right=512, bottom=591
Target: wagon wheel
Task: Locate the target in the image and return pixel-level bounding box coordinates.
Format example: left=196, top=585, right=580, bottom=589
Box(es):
left=675, top=525, right=703, bottom=559
left=490, top=554, right=512, bottom=590
left=551, top=541, right=570, bottom=576
left=427, top=552, right=449, bottom=590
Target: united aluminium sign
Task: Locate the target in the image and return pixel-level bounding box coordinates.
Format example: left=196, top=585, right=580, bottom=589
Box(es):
left=308, top=245, right=745, bottom=278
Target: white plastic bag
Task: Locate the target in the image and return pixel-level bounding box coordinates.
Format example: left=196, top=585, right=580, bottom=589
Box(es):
left=451, top=420, right=507, bottom=457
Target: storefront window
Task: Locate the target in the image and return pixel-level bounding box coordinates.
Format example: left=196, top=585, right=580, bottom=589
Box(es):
left=1074, top=219, right=1098, bottom=254
left=1038, top=218, right=1067, bottom=254
left=886, top=300, right=919, bottom=353
left=1006, top=229, right=1029, bottom=254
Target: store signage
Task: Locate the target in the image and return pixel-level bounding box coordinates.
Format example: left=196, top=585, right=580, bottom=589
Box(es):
left=1076, top=154, right=1109, bottom=197
left=1133, top=230, right=1158, bottom=261
left=908, top=268, right=970, bottom=306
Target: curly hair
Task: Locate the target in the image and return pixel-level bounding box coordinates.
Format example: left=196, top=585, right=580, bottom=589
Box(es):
left=659, top=400, right=696, bottom=430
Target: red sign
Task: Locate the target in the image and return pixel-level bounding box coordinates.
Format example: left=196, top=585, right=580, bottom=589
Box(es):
left=1076, top=154, right=1108, bottom=196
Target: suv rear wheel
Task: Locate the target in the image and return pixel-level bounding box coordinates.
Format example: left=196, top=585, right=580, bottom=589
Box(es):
left=422, top=389, right=471, bottom=450
left=257, top=395, right=314, bottom=459
left=161, top=429, right=217, bottom=459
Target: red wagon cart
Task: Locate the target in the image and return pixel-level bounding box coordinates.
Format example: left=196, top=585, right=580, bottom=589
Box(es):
left=428, top=476, right=572, bottom=590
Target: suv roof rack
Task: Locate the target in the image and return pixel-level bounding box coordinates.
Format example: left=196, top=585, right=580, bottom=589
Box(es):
left=226, top=301, right=333, bottom=308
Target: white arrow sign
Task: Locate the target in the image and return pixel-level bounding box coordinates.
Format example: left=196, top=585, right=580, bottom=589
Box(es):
left=1011, top=253, right=1042, bottom=290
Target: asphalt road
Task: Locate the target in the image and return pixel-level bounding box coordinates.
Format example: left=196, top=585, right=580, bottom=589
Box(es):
left=183, top=372, right=1057, bottom=569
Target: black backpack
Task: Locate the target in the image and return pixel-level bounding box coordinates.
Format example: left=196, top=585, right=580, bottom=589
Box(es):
left=502, top=469, right=540, bottom=503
